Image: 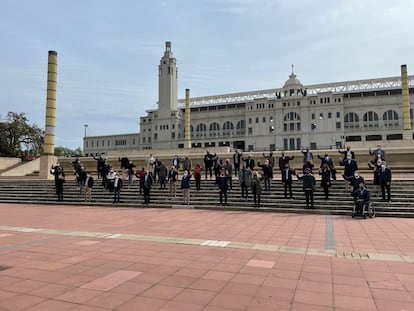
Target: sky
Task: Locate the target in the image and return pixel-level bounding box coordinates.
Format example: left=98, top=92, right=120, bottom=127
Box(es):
left=1, top=0, right=413, bottom=150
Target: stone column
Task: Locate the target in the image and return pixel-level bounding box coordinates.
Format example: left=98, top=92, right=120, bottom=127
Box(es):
left=185, top=88, right=191, bottom=148
left=39, top=51, right=58, bottom=179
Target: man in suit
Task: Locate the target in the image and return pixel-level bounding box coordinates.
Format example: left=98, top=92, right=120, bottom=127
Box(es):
left=216, top=169, right=229, bottom=206
left=282, top=163, right=295, bottom=199
left=242, top=154, right=255, bottom=171
left=84, top=171, right=94, bottom=202
left=297, top=168, right=316, bottom=209
left=233, top=150, right=242, bottom=177
left=338, top=146, right=355, bottom=163
left=301, top=147, right=313, bottom=164
left=379, top=161, right=392, bottom=202
left=278, top=151, right=295, bottom=173
left=341, top=154, right=358, bottom=180
left=317, top=153, right=336, bottom=180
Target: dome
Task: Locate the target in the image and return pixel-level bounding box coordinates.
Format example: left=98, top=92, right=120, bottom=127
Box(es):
left=283, top=72, right=303, bottom=90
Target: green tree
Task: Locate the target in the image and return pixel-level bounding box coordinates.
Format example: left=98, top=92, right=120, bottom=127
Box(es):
left=54, top=146, right=82, bottom=157
left=0, top=112, right=44, bottom=157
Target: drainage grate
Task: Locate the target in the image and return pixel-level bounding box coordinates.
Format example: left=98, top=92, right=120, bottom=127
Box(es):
left=0, top=266, right=11, bottom=271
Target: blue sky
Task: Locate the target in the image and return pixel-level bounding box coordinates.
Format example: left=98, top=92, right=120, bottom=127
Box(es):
left=1, top=0, right=413, bottom=150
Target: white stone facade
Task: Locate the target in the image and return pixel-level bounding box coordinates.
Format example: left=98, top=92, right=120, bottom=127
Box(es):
left=83, top=42, right=414, bottom=156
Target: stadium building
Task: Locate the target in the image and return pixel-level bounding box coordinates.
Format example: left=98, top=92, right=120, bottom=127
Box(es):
left=83, top=42, right=414, bottom=156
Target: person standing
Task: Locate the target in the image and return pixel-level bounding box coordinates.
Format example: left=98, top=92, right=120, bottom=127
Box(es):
left=223, top=159, right=233, bottom=190
left=301, top=147, right=313, bottom=164
left=204, top=151, right=214, bottom=179
left=194, top=164, right=202, bottom=190
left=143, top=170, right=153, bottom=205
left=172, top=155, right=180, bottom=170
left=233, top=150, right=242, bottom=177
left=242, top=154, right=255, bottom=171
left=341, top=154, right=358, bottom=180
left=216, top=170, right=229, bottom=206
left=213, top=155, right=223, bottom=180
left=50, top=164, right=65, bottom=201
left=262, top=151, right=275, bottom=179
left=127, top=161, right=136, bottom=185
left=251, top=172, right=263, bottom=208
left=93, top=154, right=105, bottom=179
left=238, top=165, right=252, bottom=199
left=379, top=161, right=392, bottom=202
left=183, top=156, right=192, bottom=173
left=118, top=156, right=130, bottom=180
left=319, top=164, right=332, bottom=200
left=84, top=171, right=94, bottom=202
left=317, top=153, right=336, bottom=180
left=153, top=157, right=161, bottom=183
left=135, top=167, right=146, bottom=195
left=338, top=146, right=355, bottom=164
left=168, top=166, right=178, bottom=197
left=158, top=162, right=168, bottom=190
left=181, top=170, right=192, bottom=205
left=278, top=151, right=295, bottom=174
left=113, top=173, right=123, bottom=203
left=297, top=168, right=316, bottom=209
left=282, top=163, right=295, bottom=199
left=257, top=160, right=272, bottom=191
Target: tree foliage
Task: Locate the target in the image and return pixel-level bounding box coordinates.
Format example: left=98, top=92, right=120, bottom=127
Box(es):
left=54, top=146, right=82, bottom=157
left=0, top=112, right=44, bottom=157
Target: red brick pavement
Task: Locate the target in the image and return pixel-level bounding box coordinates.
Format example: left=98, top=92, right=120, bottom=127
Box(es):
left=0, top=203, right=413, bottom=310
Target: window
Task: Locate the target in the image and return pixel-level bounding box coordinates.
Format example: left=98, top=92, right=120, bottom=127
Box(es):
left=263, top=117, right=266, bottom=122
left=248, top=118, right=252, bottom=124
left=363, top=111, right=379, bottom=128
left=336, top=112, right=340, bottom=118
left=328, top=112, right=332, bottom=118
left=383, top=110, right=399, bottom=127
left=154, top=134, right=157, bottom=140
left=311, top=113, right=315, bottom=120
left=344, top=112, right=360, bottom=129
left=171, top=132, right=175, bottom=138
left=248, top=127, right=253, bottom=134
left=236, top=120, right=246, bottom=135
left=255, top=117, right=259, bottom=123
left=336, top=122, right=341, bottom=129
left=283, top=112, right=301, bottom=132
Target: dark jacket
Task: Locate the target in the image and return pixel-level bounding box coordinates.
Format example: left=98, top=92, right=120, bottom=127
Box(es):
left=378, top=167, right=392, bottom=185
left=298, top=174, right=316, bottom=191
left=85, top=176, right=94, bottom=188
left=341, top=159, right=358, bottom=178
left=281, top=168, right=295, bottom=183
left=216, top=175, right=229, bottom=191
left=279, top=155, right=294, bottom=171
left=242, top=157, right=255, bottom=170
left=143, top=173, right=153, bottom=190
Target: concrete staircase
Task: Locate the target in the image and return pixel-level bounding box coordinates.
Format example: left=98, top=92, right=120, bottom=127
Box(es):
left=0, top=177, right=413, bottom=217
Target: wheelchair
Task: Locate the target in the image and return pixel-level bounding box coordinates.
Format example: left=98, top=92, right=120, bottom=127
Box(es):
left=352, top=200, right=375, bottom=218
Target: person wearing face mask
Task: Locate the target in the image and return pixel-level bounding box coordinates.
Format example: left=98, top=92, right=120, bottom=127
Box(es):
left=347, top=170, right=365, bottom=196
left=181, top=170, right=192, bottom=205
left=378, top=161, right=392, bottom=202
left=297, top=168, right=316, bottom=209
left=354, top=181, right=370, bottom=217
left=84, top=171, right=94, bottom=202
left=338, top=146, right=355, bottom=165
left=341, top=154, right=358, bottom=180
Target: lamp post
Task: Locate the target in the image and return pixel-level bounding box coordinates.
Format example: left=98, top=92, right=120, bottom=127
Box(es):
left=83, top=124, right=88, bottom=138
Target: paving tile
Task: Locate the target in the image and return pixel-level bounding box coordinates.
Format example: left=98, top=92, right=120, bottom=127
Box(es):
left=116, top=296, right=167, bottom=311
left=208, top=292, right=254, bottom=310
left=29, top=283, right=74, bottom=298
left=159, top=300, right=204, bottom=311
left=202, top=270, right=235, bottom=282
left=0, top=293, right=46, bottom=310
left=81, top=270, right=142, bottom=291
left=293, top=290, right=333, bottom=307
left=24, top=299, right=78, bottom=311
left=188, top=278, right=228, bottom=292
left=173, top=288, right=216, bottom=305
left=375, top=298, right=414, bottom=311
left=371, top=288, right=414, bottom=302
left=141, top=284, right=184, bottom=300
left=54, top=287, right=102, bottom=304
left=84, top=291, right=134, bottom=309
left=246, top=259, right=275, bottom=269
left=334, top=295, right=377, bottom=311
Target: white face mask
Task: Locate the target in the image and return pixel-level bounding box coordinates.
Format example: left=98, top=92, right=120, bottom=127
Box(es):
left=354, top=174, right=359, bottom=178
left=381, top=165, right=385, bottom=168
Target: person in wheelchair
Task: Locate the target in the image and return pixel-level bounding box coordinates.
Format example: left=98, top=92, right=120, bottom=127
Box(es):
left=353, top=181, right=370, bottom=217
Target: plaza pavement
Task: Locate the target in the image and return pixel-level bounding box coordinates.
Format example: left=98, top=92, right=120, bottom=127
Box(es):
left=0, top=203, right=413, bottom=311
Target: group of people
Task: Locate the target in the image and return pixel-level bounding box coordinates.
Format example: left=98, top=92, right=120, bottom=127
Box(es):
left=49, top=145, right=392, bottom=214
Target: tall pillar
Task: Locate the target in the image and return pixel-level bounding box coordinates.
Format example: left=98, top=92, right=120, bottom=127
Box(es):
left=39, top=51, right=58, bottom=179
left=401, top=65, right=411, bottom=130
left=185, top=88, right=191, bottom=148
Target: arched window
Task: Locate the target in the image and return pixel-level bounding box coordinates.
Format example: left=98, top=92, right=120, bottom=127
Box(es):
left=344, top=112, right=360, bottom=129
left=383, top=110, right=399, bottom=127
left=283, top=112, right=301, bottom=132
left=222, top=121, right=234, bottom=136
left=196, top=123, right=207, bottom=137
left=209, top=122, right=220, bottom=137
left=363, top=111, right=379, bottom=128
left=236, top=120, right=245, bottom=135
